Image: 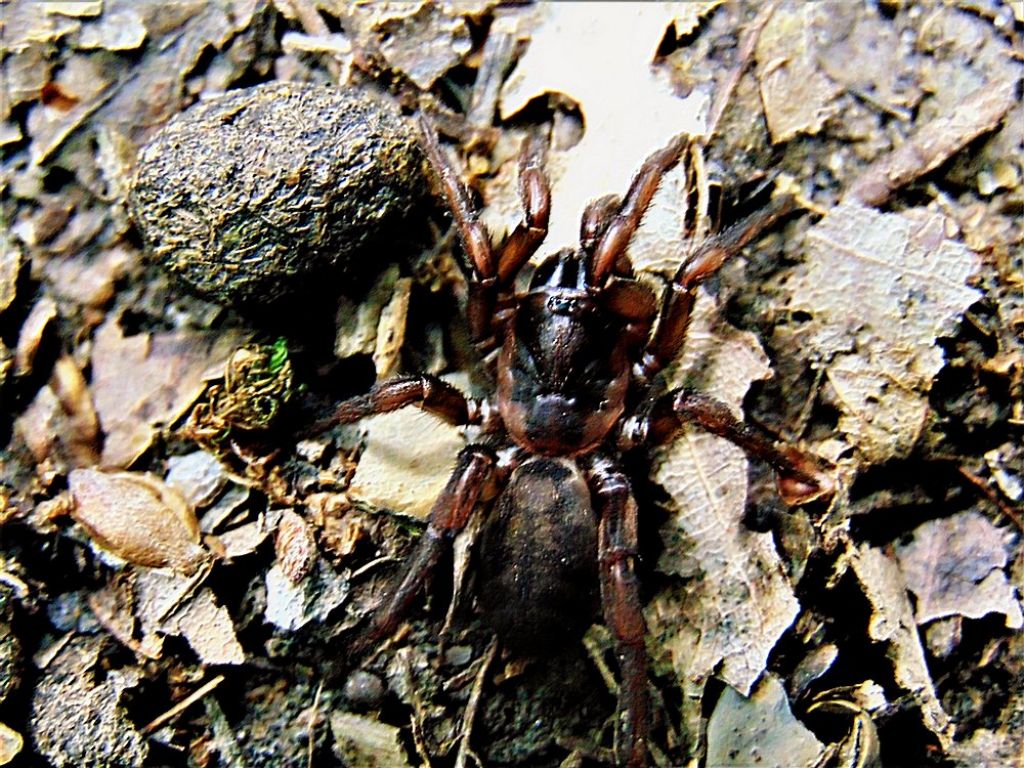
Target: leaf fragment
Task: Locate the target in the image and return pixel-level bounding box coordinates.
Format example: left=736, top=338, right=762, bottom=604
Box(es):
left=706, top=675, right=824, bottom=768
left=849, top=544, right=952, bottom=747
left=782, top=202, right=982, bottom=462
left=648, top=295, right=800, bottom=696
left=330, top=711, right=412, bottom=768
left=895, top=510, right=1023, bottom=628
left=69, top=468, right=207, bottom=574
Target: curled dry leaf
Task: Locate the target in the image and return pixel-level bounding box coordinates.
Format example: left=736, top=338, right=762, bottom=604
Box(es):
left=848, top=543, right=952, bottom=747
left=647, top=295, right=800, bottom=696
left=894, top=510, right=1023, bottom=628
left=90, top=317, right=250, bottom=467
left=706, top=675, right=824, bottom=768
left=342, top=1, right=479, bottom=90
left=68, top=468, right=207, bottom=575
left=275, top=509, right=317, bottom=584
left=14, top=295, right=57, bottom=378
left=781, top=202, right=981, bottom=462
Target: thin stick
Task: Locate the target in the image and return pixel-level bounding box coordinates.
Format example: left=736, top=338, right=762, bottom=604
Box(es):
left=144, top=675, right=225, bottom=734
left=455, top=637, right=500, bottom=768
left=703, top=0, right=781, bottom=141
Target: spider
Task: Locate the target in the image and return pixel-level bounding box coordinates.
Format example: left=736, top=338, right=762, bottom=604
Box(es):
left=326, top=115, right=835, bottom=767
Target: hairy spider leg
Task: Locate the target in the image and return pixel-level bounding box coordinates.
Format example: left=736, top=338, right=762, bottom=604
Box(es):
left=588, top=135, right=689, bottom=285
left=300, top=374, right=482, bottom=437
left=417, top=115, right=550, bottom=351
left=643, top=194, right=797, bottom=377
left=585, top=455, right=649, bottom=768
left=645, top=389, right=834, bottom=505
left=348, top=444, right=497, bottom=658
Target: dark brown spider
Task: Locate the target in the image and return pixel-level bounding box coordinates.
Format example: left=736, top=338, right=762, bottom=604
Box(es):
left=327, top=115, right=834, bottom=767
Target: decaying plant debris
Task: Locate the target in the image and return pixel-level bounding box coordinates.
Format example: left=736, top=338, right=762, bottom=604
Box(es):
left=1, top=1, right=1022, bottom=767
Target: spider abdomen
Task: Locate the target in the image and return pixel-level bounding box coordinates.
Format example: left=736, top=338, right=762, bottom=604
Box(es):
left=476, top=457, right=599, bottom=651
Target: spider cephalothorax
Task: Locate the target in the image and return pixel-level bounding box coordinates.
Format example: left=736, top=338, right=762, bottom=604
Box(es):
left=324, top=115, right=834, bottom=767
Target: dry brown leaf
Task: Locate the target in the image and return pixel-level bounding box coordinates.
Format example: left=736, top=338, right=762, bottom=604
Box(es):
left=134, top=569, right=245, bottom=666
left=498, top=3, right=710, bottom=253
left=90, top=317, right=250, bottom=467
left=68, top=468, right=207, bottom=575
left=275, top=509, right=317, bottom=584
left=754, top=4, right=843, bottom=143
left=894, top=510, right=1023, bottom=628
left=849, top=543, right=952, bottom=747
left=647, top=295, right=800, bottom=696
left=781, top=202, right=981, bottom=462
left=706, top=675, right=824, bottom=768
left=29, top=638, right=148, bottom=767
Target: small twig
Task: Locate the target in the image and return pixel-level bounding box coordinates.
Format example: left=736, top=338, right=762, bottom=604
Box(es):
left=143, top=675, right=225, bottom=734
left=307, top=679, right=324, bottom=768
left=86, top=592, right=160, bottom=660
left=155, top=559, right=215, bottom=624
left=703, top=0, right=781, bottom=141
left=454, top=637, right=499, bottom=768
left=957, top=464, right=1024, bottom=532
left=845, top=79, right=1018, bottom=207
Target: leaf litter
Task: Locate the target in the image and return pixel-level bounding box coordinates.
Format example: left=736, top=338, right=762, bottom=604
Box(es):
left=1, top=0, right=1022, bottom=765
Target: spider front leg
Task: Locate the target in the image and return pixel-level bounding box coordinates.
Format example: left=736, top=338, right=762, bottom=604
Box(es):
left=586, top=456, right=649, bottom=768
left=418, top=116, right=550, bottom=351
left=647, top=389, right=834, bottom=505
left=643, top=194, right=797, bottom=377
left=348, top=444, right=497, bottom=658
left=299, top=374, right=485, bottom=437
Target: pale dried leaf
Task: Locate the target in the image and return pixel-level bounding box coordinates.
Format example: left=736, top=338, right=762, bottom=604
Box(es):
left=165, top=450, right=230, bottom=509
left=0, top=246, right=20, bottom=315
left=894, top=511, right=1023, bottom=628
left=330, top=711, right=411, bottom=768
left=341, top=1, right=475, bottom=90
left=29, top=638, right=148, bottom=768
left=783, top=202, right=981, bottom=462
left=849, top=543, right=952, bottom=747
left=134, top=569, right=245, bottom=666
left=706, top=675, right=824, bottom=768
left=264, top=558, right=349, bottom=632
left=69, top=469, right=207, bottom=575
left=372, top=276, right=413, bottom=380
left=499, top=3, right=708, bottom=253
left=77, top=10, right=148, bottom=50
left=648, top=295, right=798, bottom=695
left=754, top=4, right=843, bottom=143
left=335, top=264, right=401, bottom=360
left=0, top=722, right=23, bottom=765
left=90, top=317, right=250, bottom=467
left=347, top=377, right=467, bottom=519
left=14, top=295, right=57, bottom=377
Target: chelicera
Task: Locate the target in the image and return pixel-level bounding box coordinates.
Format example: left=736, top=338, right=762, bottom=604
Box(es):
left=327, top=115, right=834, bottom=767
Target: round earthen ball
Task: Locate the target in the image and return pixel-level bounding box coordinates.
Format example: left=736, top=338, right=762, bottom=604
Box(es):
left=129, top=82, right=427, bottom=307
